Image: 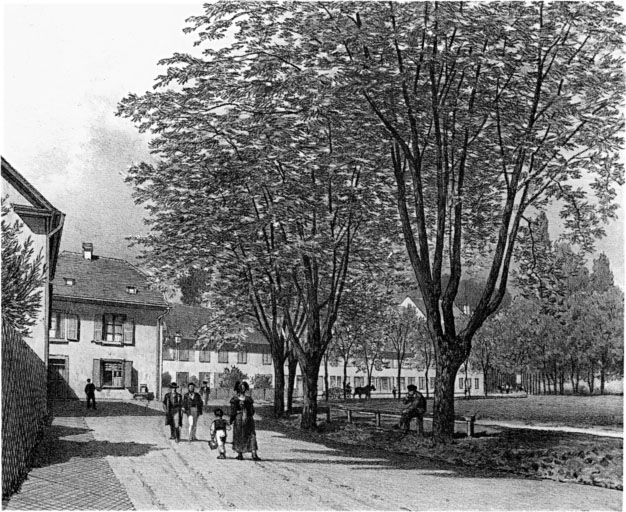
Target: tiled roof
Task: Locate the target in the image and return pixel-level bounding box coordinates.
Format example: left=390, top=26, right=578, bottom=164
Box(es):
left=52, top=252, right=167, bottom=308
left=165, top=304, right=269, bottom=346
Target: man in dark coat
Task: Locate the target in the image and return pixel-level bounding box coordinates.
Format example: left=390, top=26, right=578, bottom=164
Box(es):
left=200, top=380, right=211, bottom=412
left=398, top=384, right=427, bottom=436
left=85, top=379, right=97, bottom=410
left=182, top=382, right=203, bottom=441
left=163, top=382, right=183, bottom=442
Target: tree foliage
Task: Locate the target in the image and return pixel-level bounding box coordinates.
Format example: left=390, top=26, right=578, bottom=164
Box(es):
left=119, top=1, right=624, bottom=439
left=1, top=198, right=45, bottom=336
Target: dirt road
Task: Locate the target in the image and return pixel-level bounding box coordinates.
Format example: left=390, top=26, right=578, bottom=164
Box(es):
left=5, top=401, right=623, bottom=511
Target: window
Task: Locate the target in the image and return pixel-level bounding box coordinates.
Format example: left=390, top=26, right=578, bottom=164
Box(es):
left=408, top=377, right=415, bottom=387
left=178, top=340, right=190, bottom=362
left=95, top=314, right=134, bottom=345
left=92, top=359, right=132, bottom=389
left=199, top=349, right=211, bottom=363
left=381, top=377, right=390, bottom=391
left=199, top=372, right=211, bottom=387
left=475, top=378, right=480, bottom=390
left=399, top=377, right=405, bottom=390
left=459, top=378, right=464, bottom=389
left=218, top=350, right=229, bottom=363
left=429, top=377, right=435, bottom=389
left=49, top=312, right=80, bottom=341
left=162, top=347, right=176, bottom=361
left=262, top=350, right=272, bottom=365
left=391, top=359, right=398, bottom=369
left=237, top=349, right=247, bottom=364
left=354, top=376, right=364, bottom=388
left=418, top=377, right=425, bottom=390
left=104, top=314, right=124, bottom=343
left=176, top=372, right=189, bottom=390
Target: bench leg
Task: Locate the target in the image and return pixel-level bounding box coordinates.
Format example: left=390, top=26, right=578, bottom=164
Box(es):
left=466, top=420, right=474, bottom=438
left=375, top=412, right=381, bottom=427
left=347, top=410, right=353, bottom=424
left=326, top=407, right=331, bottom=423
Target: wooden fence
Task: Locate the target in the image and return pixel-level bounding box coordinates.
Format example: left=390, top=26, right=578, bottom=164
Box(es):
left=2, top=324, right=50, bottom=498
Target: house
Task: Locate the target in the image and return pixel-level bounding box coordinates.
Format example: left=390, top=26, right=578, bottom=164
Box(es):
left=48, top=244, right=169, bottom=400
left=162, top=304, right=274, bottom=392
left=160, top=299, right=484, bottom=399
left=1, top=157, right=65, bottom=361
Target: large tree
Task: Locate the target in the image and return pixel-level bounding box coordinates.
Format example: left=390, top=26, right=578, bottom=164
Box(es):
left=121, top=1, right=624, bottom=439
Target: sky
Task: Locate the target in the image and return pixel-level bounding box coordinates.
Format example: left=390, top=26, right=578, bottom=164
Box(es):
left=2, top=2, right=625, bottom=289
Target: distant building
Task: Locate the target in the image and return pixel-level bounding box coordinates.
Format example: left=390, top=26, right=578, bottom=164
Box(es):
left=160, top=296, right=483, bottom=399
left=1, top=157, right=64, bottom=362
left=49, top=244, right=168, bottom=399
left=162, top=304, right=273, bottom=391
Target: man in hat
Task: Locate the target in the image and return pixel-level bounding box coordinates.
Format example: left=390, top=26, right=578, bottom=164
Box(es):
left=182, top=382, right=203, bottom=441
left=85, top=378, right=97, bottom=410
left=397, top=384, right=427, bottom=436
left=163, top=382, right=183, bottom=442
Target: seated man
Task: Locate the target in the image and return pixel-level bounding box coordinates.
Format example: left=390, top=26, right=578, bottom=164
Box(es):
left=398, top=384, right=427, bottom=436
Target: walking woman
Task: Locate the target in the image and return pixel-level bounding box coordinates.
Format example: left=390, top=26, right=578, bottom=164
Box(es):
left=230, top=381, right=261, bottom=461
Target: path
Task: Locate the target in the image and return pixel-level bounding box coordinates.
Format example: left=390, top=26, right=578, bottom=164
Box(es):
left=4, top=400, right=622, bottom=511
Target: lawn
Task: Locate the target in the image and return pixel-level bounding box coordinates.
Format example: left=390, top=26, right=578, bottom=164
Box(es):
left=312, top=394, right=623, bottom=490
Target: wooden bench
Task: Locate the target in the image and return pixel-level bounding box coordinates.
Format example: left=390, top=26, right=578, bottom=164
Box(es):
left=290, top=405, right=332, bottom=423
left=339, top=407, right=476, bottom=437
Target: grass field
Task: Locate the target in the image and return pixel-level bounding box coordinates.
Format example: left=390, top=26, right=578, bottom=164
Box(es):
left=337, top=394, right=623, bottom=428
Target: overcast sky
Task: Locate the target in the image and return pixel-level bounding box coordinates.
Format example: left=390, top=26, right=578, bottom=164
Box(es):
left=2, top=2, right=624, bottom=288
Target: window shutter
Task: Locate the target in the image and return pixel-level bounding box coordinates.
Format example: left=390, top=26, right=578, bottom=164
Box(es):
left=92, top=359, right=101, bottom=388
left=59, top=314, right=66, bottom=340
left=94, top=315, right=103, bottom=342
left=123, top=318, right=135, bottom=345
left=67, top=315, right=79, bottom=341
left=124, top=360, right=133, bottom=389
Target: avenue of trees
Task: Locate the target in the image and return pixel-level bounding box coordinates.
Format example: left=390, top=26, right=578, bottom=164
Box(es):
left=118, top=2, right=624, bottom=441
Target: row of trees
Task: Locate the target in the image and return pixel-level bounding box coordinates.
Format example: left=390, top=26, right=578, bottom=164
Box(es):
left=118, top=2, right=624, bottom=441
left=472, top=220, right=624, bottom=395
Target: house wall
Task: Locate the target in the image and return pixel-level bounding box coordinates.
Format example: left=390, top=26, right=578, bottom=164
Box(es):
left=1, top=180, right=50, bottom=362
left=49, top=299, right=163, bottom=400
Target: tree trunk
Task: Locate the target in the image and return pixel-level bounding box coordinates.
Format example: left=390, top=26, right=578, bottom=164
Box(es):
left=301, top=363, right=321, bottom=430
left=397, top=366, right=402, bottom=401
left=272, top=357, right=286, bottom=418
left=600, top=363, right=606, bottom=395
left=323, top=355, right=329, bottom=402
left=425, top=368, right=430, bottom=399
left=286, top=354, right=298, bottom=414
left=432, top=348, right=463, bottom=442
left=343, top=360, right=349, bottom=400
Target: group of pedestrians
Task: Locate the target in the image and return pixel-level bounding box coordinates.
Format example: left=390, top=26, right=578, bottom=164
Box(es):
left=162, top=380, right=261, bottom=461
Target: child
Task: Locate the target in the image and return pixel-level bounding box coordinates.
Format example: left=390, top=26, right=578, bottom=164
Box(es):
left=210, top=408, right=230, bottom=459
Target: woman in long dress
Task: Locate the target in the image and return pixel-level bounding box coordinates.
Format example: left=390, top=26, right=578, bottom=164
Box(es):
left=229, top=381, right=261, bottom=461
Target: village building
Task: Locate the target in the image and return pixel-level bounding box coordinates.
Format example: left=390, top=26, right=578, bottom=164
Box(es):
left=1, top=157, right=65, bottom=362
left=161, top=300, right=484, bottom=399
left=48, top=244, right=169, bottom=400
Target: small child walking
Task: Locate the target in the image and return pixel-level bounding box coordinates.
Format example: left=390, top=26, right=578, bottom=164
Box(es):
left=210, top=408, right=230, bottom=459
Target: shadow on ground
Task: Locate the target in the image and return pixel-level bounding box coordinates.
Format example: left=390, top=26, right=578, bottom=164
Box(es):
left=254, top=406, right=532, bottom=481
left=31, top=422, right=162, bottom=469
left=51, top=399, right=163, bottom=417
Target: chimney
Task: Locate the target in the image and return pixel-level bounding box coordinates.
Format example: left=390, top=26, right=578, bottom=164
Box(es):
left=82, top=242, right=93, bottom=260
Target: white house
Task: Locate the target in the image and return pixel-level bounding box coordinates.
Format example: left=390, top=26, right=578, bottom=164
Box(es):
left=48, top=244, right=169, bottom=400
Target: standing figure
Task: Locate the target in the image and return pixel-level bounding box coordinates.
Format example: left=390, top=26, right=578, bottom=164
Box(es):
left=163, top=382, right=183, bottom=442
left=183, top=382, right=203, bottom=441
left=397, top=384, right=427, bottom=436
left=85, top=379, right=97, bottom=410
left=200, top=380, right=211, bottom=412
left=210, top=408, right=231, bottom=459
left=392, top=387, right=397, bottom=400
left=344, top=382, right=351, bottom=398
left=229, top=381, right=261, bottom=461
